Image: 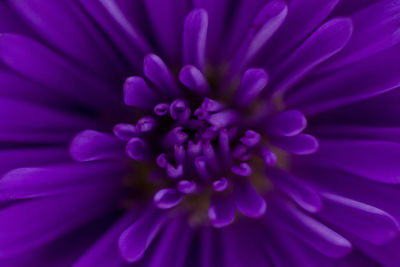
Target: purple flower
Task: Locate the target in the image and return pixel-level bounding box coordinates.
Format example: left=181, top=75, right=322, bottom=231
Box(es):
left=0, top=0, right=400, bottom=266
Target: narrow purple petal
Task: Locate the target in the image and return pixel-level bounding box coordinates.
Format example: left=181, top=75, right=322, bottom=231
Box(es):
left=144, top=54, right=181, bottom=97
left=118, top=206, right=167, bottom=262
left=319, top=192, right=400, bottom=245
left=266, top=110, right=307, bottom=136
left=234, top=68, right=269, bottom=107
left=183, top=9, right=208, bottom=71
left=271, top=134, right=319, bottom=155
left=234, top=179, right=267, bottom=218
left=267, top=168, right=322, bottom=213
left=270, top=17, right=353, bottom=93
left=209, top=193, right=235, bottom=228
left=70, top=130, right=124, bottom=162
left=124, top=76, right=158, bottom=110
left=179, top=65, right=210, bottom=95
left=153, top=188, right=184, bottom=209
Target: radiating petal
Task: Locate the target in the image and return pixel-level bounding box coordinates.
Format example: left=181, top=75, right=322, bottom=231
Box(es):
left=183, top=9, right=208, bottom=71
left=271, top=134, right=319, bottom=155
left=266, top=110, right=307, bottom=136
left=9, top=0, right=125, bottom=79
left=233, top=179, right=266, bottom=218
left=0, top=161, right=126, bottom=199
left=149, top=216, right=193, bottom=267
left=70, top=130, right=124, bottom=162
left=143, top=0, right=189, bottom=64
left=209, top=193, right=235, bottom=228
left=269, top=200, right=352, bottom=258
left=119, top=206, right=167, bottom=262
left=0, top=34, right=120, bottom=111
left=0, top=147, right=69, bottom=175
left=73, top=208, right=140, bottom=267
left=0, top=98, right=99, bottom=143
left=0, top=186, right=118, bottom=257
left=318, top=192, right=400, bottom=245
left=270, top=18, right=353, bottom=93
left=302, top=140, right=400, bottom=184
left=287, top=44, right=400, bottom=115
left=320, top=0, right=400, bottom=72
left=267, top=168, right=322, bottom=213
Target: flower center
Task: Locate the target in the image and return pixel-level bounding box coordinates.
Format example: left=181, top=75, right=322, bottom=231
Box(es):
left=107, top=53, right=317, bottom=227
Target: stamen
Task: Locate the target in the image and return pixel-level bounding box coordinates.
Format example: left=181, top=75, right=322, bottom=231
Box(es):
left=195, top=156, right=212, bottom=181
left=261, top=147, right=277, bottom=167
left=156, top=153, right=167, bottom=168
left=183, top=9, right=208, bottom=71
left=144, top=54, right=180, bottom=98
left=136, top=116, right=156, bottom=133
left=219, top=129, right=232, bottom=167
left=126, top=137, right=150, bottom=161
left=203, top=141, right=220, bottom=173
left=178, top=180, right=197, bottom=194
left=174, top=145, right=187, bottom=165
left=154, top=103, right=169, bottom=116
left=123, top=76, right=158, bottom=110
left=154, top=188, right=184, bottom=209
left=212, top=178, right=229, bottom=192
left=170, top=99, right=187, bottom=120
left=232, top=144, right=249, bottom=159
left=188, top=140, right=203, bottom=161
left=179, top=65, right=210, bottom=95
left=113, top=123, right=137, bottom=141
left=240, top=130, right=261, bottom=147
left=231, top=163, right=252, bottom=177
left=207, top=110, right=238, bottom=129
left=166, top=163, right=184, bottom=179
left=163, top=127, right=189, bottom=148
left=234, top=68, right=269, bottom=108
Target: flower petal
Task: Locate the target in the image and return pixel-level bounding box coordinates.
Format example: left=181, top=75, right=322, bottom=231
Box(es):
left=70, top=130, right=124, bottom=162
left=319, top=192, right=400, bottom=245
left=119, top=206, right=168, bottom=262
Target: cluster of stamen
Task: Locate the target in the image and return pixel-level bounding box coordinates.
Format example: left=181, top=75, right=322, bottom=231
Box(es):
left=113, top=94, right=276, bottom=217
